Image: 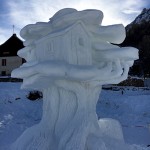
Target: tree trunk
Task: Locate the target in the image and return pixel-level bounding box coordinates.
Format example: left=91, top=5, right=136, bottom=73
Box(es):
left=12, top=81, right=103, bottom=150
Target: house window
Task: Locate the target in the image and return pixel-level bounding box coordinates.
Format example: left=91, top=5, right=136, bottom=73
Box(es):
left=2, top=59, right=6, bottom=66
left=1, top=71, right=6, bottom=76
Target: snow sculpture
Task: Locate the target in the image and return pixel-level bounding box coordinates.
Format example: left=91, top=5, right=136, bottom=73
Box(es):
left=11, top=8, right=138, bottom=150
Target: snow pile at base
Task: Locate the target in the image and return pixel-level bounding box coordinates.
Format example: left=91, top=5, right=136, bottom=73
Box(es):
left=0, top=83, right=150, bottom=150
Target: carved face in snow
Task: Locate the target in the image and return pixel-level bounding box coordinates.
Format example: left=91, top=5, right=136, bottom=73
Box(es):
left=11, top=8, right=138, bottom=90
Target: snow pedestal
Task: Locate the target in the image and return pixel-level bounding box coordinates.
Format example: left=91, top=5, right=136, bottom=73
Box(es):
left=11, top=8, right=138, bottom=150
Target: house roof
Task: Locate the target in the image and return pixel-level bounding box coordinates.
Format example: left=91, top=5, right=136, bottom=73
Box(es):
left=0, top=34, right=24, bottom=57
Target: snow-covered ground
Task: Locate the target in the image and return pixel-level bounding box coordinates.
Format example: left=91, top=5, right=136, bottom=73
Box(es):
left=0, top=82, right=150, bottom=149
left=97, top=86, right=150, bottom=147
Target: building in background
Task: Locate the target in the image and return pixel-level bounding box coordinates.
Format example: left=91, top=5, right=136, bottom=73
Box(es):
left=0, top=34, right=24, bottom=76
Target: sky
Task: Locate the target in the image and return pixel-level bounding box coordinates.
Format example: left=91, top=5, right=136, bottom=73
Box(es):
left=0, top=0, right=150, bottom=44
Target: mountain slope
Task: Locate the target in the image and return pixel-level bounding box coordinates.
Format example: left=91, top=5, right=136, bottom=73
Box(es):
left=121, top=8, right=150, bottom=77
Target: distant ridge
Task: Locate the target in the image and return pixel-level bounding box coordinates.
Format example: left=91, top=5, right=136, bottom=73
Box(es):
left=126, top=8, right=150, bottom=31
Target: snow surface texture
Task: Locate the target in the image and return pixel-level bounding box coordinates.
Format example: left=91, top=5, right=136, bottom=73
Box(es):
left=11, top=8, right=139, bottom=150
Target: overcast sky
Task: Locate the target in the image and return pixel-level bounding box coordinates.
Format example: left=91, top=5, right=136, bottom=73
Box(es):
left=0, top=0, right=150, bottom=44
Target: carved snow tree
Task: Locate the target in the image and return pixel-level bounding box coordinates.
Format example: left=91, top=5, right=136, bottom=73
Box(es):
left=12, top=8, right=138, bottom=150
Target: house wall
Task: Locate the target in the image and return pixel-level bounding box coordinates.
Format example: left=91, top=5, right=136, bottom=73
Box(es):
left=35, top=22, right=92, bottom=65
left=0, top=56, right=23, bottom=76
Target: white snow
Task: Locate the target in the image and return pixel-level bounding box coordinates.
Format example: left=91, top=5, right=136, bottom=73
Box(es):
left=0, top=82, right=150, bottom=150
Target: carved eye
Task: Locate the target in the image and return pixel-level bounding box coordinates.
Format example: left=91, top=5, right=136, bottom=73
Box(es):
left=78, top=37, right=84, bottom=46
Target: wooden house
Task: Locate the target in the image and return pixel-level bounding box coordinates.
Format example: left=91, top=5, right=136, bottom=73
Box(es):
left=0, top=34, right=24, bottom=76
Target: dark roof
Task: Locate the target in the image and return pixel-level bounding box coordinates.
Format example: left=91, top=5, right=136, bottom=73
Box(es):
left=0, top=34, right=24, bottom=57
